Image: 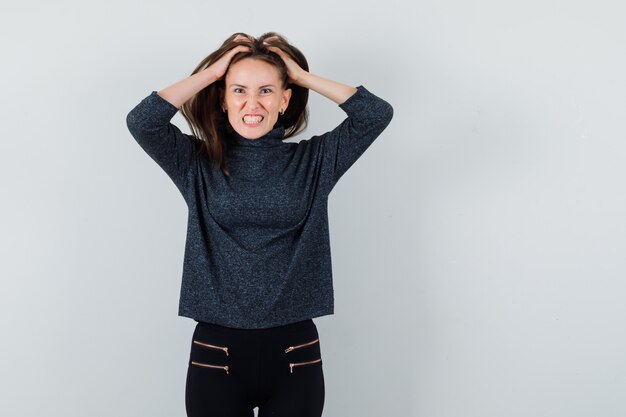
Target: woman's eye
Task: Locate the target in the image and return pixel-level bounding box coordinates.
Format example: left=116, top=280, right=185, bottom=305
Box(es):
left=234, top=88, right=244, bottom=93
left=260, top=88, right=272, bottom=94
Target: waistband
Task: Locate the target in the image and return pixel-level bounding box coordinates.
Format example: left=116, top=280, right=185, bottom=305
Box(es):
left=195, top=318, right=316, bottom=336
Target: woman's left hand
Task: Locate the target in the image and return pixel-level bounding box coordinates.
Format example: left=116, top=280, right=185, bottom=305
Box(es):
left=263, top=39, right=308, bottom=86
left=264, top=37, right=357, bottom=105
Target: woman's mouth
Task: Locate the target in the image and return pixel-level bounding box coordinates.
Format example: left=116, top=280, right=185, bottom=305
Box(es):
left=243, top=115, right=264, bottom=125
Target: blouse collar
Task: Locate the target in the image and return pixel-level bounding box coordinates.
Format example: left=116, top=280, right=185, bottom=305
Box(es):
left=228, top=125, right=286, bottom=148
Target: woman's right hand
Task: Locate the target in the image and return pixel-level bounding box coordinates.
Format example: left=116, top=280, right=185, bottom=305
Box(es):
left=206, top=39, right=251, bottom=80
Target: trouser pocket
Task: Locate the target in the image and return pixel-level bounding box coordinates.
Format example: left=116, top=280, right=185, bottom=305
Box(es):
left=188, top=326, right=230, bottom=375
left=283, top=331, right=323, bottom=374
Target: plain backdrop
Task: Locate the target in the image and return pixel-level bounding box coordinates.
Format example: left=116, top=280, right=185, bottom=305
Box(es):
left=1, top=1, right=625, bottom=416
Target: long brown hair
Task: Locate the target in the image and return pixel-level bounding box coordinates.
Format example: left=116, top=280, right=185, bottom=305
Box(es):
left=180, top=32, right=309, bottom=176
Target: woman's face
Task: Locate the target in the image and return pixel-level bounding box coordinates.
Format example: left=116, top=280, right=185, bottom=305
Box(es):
left=222, top=58, right=292, bottom=140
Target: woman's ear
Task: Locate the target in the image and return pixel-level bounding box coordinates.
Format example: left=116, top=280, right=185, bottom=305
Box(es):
left=282, top=88, right=292, bottom=109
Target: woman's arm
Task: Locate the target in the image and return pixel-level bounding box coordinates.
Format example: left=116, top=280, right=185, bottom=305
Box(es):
left=156, top=69, right=220, bottom=109
left=296, top=72, right=358, bottom=105
left=265, top=41, right=393, bottom=192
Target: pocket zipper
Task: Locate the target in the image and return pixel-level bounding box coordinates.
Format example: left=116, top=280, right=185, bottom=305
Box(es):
left=284, top=338, right=319, bottom=353
left=193, top=340, right=229, bottom=356
left=191, top=361, right=229, bottom=374
left=289, top=358, right=322, bottom=373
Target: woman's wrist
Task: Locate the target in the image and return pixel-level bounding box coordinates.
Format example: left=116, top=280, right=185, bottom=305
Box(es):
left=200, top=67, right=221, bottom=86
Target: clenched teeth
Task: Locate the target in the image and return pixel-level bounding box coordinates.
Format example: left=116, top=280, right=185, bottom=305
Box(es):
left=243, top=115, right=263, bottom=124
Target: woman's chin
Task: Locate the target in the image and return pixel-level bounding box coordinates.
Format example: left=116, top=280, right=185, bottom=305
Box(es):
left=234, top=125, right=269, bottom=140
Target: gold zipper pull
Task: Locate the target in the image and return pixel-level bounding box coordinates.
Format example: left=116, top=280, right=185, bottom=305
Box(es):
left=190, top=361, right=230, bottom=374
left=288, top=358, right=322, bottom=373
left=193, top=340, right=229, bottom=356
left=284, top=338, right=319, bottom=353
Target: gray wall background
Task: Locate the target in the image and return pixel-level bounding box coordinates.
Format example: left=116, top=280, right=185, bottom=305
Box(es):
left=1, top=0, right=625, bottom=416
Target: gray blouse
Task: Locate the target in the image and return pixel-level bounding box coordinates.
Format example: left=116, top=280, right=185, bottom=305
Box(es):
left=126, top=85, right=393, bottom=329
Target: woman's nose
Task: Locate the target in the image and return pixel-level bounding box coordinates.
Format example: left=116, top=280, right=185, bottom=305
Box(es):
left=245, top=95, right=262, bottom=110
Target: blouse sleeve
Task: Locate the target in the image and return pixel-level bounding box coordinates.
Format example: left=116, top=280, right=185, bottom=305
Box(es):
left=311, top=85, right=394, bottom=194
left=126, top=91, right=199, bottom=197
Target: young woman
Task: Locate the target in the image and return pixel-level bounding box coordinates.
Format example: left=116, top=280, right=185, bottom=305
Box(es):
left=126, top=32, right=393, bottom=417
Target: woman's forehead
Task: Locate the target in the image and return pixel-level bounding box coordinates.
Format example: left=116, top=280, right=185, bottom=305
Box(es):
left=226, top=58, right=282, bottom=86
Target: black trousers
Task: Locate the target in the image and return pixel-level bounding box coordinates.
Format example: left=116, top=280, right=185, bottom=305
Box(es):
left=185, top=318, right=325, bottom=417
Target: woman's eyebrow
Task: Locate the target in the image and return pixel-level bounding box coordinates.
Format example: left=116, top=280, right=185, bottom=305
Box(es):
left=228, top=83, right=277, bottom=88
